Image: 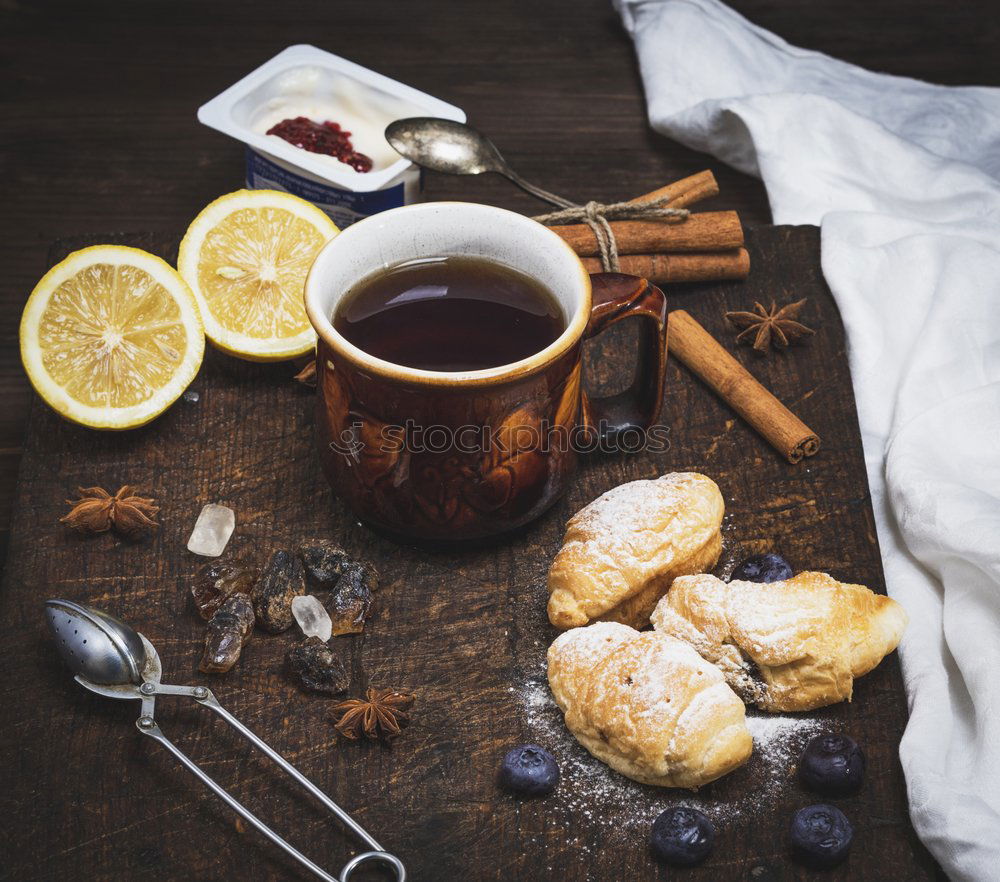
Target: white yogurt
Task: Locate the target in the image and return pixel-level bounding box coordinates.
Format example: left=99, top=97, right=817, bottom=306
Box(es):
left=248, top=70, right=410, bottom=174
left=198, top=45, right=465, bottom=227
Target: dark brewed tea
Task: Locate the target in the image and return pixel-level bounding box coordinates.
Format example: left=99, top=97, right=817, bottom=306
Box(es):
left=333, top=256, right=565, bottom=371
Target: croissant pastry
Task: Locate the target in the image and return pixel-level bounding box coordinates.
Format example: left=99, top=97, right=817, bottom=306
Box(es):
left=547, top=622, right=752, bottom=789
left=651, top=571, right=908, bottom=712
left=547, top=472, right=724, bottom=630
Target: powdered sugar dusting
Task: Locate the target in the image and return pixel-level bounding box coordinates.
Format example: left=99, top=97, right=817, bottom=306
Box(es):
left=513, top=668, right=827, bottom=830
left=559, top=472, right=724, bottom=568
left=513, top=673, right=658, bottom=834
left=547, top=621, right=635, bottom=709
left=676, top=713, right=825, bottom=822
left=569, top=472, right=696, bottom=533
left=746, top=713, right=823, bottom=757
left=657, top=570, right=861, bottom=711
left=747, top=713, right=825, bottom=787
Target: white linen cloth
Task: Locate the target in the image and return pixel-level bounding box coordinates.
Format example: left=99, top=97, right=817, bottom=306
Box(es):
left=615, top=1, right=1000, bottom=878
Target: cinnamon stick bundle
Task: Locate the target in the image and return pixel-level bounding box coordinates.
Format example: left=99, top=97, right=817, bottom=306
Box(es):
left=554, top=211, right=744, bottom=257
left=581, top=249, right=749, bottom=284
left=533, top=169, right=749, bottom=284
left=667, top=309, right=820, bottom=463
left=547, top=170, right=739, bottom=256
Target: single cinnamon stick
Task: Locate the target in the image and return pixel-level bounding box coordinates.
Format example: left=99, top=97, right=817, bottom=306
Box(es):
left=632, top=170, right=719, bottom=209
left=666, top=309, right=820, bottom=463
left=581, top=249, right=750, bottom=283
left=553, top=211, right=743, bottom=257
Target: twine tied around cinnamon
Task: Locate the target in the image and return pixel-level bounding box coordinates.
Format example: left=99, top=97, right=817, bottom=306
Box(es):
left=532, top=196, right=690, bottom=272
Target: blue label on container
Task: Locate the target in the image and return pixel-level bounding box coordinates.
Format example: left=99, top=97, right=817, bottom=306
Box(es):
left=245, top=149, right=406, bottom=227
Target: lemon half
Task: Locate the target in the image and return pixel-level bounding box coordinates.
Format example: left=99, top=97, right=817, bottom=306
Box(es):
left=178, top=189, right=339, bottom=361
left=20, top=245, right=204, bottom=430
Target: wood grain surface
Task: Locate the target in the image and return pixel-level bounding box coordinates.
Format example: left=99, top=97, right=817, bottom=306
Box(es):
left=0, top=227, right=940, bottom=881
left=0, top=0, right=996, bottom=566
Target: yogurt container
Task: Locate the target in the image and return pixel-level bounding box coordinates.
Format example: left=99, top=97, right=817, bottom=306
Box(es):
left=198, top=45, right=465, bottom=227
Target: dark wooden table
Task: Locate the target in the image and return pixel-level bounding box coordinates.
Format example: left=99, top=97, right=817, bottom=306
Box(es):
left=1, top=226, right=939, bottom=880
left=0, top=1, right=992, bottom=879
left=0, top=0, right=996, bottom=565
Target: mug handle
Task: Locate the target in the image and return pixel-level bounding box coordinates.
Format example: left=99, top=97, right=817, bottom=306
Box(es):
left=581, top=272, right=668, bottom=443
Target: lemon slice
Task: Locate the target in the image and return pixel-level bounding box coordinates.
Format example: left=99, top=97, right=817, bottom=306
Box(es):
left=20, top=245, right=204, bottom=430
left=178, top=189, right=338, bottom=361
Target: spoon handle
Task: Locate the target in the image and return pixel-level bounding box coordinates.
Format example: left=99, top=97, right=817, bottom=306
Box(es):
left=500, top=169, right=577, bottom=209
left=201, top=693, right=385, bottom=855
left=137, top=719, right=340, bottom=881
left=135, top=687, right=406, bottom=882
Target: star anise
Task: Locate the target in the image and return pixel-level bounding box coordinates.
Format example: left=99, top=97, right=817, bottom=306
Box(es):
left=60, top=485, right=159, bottom=538
left=725, top=298, right=814, bottom=353
left=333, top=687, right=413, bottom=741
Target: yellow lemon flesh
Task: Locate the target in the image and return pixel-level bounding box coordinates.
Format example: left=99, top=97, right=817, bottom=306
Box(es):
left=178, top=189, right=339, bottom=361
left=20, top=245, right=204, bottom=430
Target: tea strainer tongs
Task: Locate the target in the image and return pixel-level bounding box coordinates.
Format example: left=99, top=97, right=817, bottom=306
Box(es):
left=45, top=599, right=405, bottom=882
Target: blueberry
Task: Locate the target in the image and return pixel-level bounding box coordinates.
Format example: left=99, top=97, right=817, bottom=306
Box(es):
left=650, top=806, right=715, bottom=867
left=498, top=745, right=559, bottom=796
left=799, top=734, right=866, bottom=796
left=789, top=804, right=853, bottom=869
left=730, top=552, right=793, bottom=583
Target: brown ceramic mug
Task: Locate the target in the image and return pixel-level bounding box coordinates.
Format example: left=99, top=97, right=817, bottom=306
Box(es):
left=304, top=202, right=667, bottom=541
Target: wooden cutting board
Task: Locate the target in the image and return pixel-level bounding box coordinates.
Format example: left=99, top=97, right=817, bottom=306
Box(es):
left=0, top=227, right=938, bottom=881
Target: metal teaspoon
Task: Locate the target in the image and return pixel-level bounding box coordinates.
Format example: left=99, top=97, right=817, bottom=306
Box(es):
left=385, top=117, right=575, bottom=208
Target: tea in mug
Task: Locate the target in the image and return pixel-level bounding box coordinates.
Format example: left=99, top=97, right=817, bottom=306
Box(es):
left=333, top=256, right=565, bottom=371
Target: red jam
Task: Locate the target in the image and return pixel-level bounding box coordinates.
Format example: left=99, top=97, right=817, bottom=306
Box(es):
left=265, top=116, right=373, bottom=173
